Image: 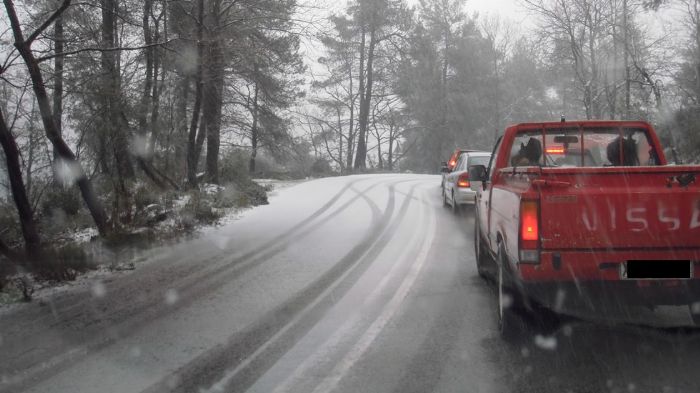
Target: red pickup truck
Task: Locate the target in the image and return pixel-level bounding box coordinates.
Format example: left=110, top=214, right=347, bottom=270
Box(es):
left=468, top=121, right=700, bottom=336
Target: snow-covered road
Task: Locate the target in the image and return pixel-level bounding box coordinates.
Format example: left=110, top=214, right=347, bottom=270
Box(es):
left=2, top=174, right=700, bottom=393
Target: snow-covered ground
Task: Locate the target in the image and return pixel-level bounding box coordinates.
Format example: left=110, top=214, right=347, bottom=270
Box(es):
left=0, top=178, right=308, bottom=310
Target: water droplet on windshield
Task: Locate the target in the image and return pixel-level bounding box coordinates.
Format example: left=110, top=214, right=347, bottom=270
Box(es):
left=554, top=288, right=566, bottom=312
left=502, top=293, right=513, bottom=308
left=521, top=347, right=530, bottom=358
left=627, top=382, right=637, bottom=392
left=165, top=289, right=179, bottom=305
left=562, top=324, right=573, bottom=336
left=166, top=374, right=181, bottom=390
left=132, top=135, right=151, bottom=158
left=534, top=334, right=558, bottom=351
left=691, top=301, right=700, bottom=314
left=53, top=158, right=82, bottom=187
left=92, top=282, right=106, bottom=298
left=131, top=347, right=142, bottom=357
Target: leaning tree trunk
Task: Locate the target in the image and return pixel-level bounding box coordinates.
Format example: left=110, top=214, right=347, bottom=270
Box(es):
left=0, top=110, right=41, bottom=260
left=4, top=0, right=110, bottom=236
left=53, top=11, right=63, bottom=142
left=51, top=10, right=63, bottom=183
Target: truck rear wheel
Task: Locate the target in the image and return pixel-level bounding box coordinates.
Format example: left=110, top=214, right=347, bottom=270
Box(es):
left=689, top=303, right=700, bottom=326
left=497, top=245, right=524, bottom=340
left=474, top=221, right=490, bottom=279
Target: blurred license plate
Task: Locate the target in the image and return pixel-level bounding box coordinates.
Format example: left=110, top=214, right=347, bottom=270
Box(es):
left=621, top=260, right=692, bottom=280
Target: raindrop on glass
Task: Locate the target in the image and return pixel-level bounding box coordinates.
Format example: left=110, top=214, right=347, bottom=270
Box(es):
left=534, top=334, right=557, bottom=351
left=502, top=293, right=513, bottom=309
left=691, top=302, right=700, bottom=314
left=166, top=374, right=181, bottom=390
left=562, top=324, right=573, bottom=337
left=165, top=289, right=179, bottom=305
left=92, top=281, right=106, bottom=298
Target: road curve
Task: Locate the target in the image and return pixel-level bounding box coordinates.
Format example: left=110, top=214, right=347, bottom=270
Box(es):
left=1, top=174, right=700, bottom=393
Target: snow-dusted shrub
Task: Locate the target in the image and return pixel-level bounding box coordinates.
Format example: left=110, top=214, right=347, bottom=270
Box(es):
left=220, top=149, right=251, bottom=184
left=31, top=244, right=92, bottom=282
left=133, top=183, right=160, bottom=211
left=180, top=191, right=219, bottom=227
left=41, top=187, right=81, bottom=217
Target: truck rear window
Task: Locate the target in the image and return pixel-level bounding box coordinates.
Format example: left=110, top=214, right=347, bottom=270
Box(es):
left=509, top=128, right=660, bottom=168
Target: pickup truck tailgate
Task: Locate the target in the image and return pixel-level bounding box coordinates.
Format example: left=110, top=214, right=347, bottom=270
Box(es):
left=537, top=167, right=700, bottom=250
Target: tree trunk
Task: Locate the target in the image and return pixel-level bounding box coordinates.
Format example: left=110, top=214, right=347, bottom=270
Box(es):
left=53, top=11, right=63, bottom=141
left=388, top=130, right=394, bottom=171
left=346, top=57, right=355, bottom=169
left=175, top=74, right=189, bottom=180
left=0, top=109, right=41, bottom=259
left=4, top=0, right=110, bottom=236
left=204, top=7, right=223, bottom=184
left=336, top=106, right=344, bottom=173
left=249, top=81, right=259, bottom=174
left=138, top=0, right=154, bottom=142
left=102, top=0, right=134, bottom=224
left=26, top=104, right=36, bottom=198
left=353, top=26, right=366, bottom=171
left=186, top=0, right=205, bottom=188
left=623, top=0, right=631, bottom=119
left=355, top=24, right=376, bottom=170
left=51, top=7, right=64, bottom=183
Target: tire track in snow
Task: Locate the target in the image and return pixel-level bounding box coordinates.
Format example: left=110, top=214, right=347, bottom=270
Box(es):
left=140, top=180, right=426, bottom=393
left=267, top=184, right=432, bottom=393
left=0, top=176, right=405, bottom=393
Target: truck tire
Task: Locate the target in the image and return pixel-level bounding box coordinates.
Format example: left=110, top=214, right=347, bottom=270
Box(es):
left=474, top=221, right=491, bottom=279
left=689, top=304, right=700, bottom=326
left=497, top=244, right=524, bottom=340
left=451, top=191, right=459, bottom=214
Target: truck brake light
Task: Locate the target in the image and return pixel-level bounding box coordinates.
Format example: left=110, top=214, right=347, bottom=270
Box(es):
left=520, top=200, right=539, bottom=242
left=546, top=146, right=566, bottom=155
left=457, top=173, right=470, bottom=188
left=519, top=200, right=540, bottom=263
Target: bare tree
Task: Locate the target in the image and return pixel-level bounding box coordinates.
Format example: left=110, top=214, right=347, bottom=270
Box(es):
left=3, top=0, right=110, bottom=235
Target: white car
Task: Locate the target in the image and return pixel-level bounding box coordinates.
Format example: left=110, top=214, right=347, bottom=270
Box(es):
left=442, top=151, right=491, bottom=213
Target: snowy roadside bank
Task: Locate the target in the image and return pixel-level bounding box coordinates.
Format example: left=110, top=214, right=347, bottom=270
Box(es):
left=0, top=178, right=307, bottom=309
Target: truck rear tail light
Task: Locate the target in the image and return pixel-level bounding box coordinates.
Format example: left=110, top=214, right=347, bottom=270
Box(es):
left=457, top=173, right=470, bottom=188
left=519, top=200, right=540, bottom=264
left=521, top=200, right=539, bottom=241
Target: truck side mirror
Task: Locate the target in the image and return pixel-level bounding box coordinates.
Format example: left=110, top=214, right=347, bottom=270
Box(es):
left=468, top=165, right=487, bottom=191
left=440, top=162, right=450, bottom=173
